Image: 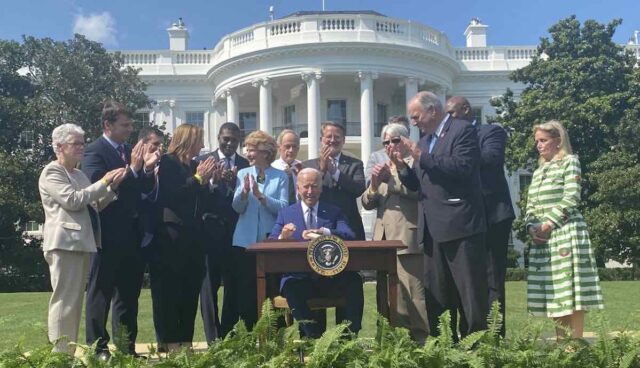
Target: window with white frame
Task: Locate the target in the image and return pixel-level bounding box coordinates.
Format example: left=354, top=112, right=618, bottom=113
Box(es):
left=19, top=130, right=34, bottom=148
left=134, top=112, right=150, bottom=127
left=185, top=111, right=205, bottom=128
left=25, top=221, right=40, bottom=232
left=375, top=103, right=388, bottom=137
left=239, top=112, right=257, bottom=136
left=471, top=107, right=483, bottom=124
left=284, top=105, right=296, bottom=128
left=519, top=173, right=532, bottom=193
left=326, top=99, right=347, bottom=124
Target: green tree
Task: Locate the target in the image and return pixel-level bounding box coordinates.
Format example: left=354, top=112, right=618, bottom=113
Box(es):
left=0, top=35, right=150, bottom=290
left=491, top=16, right=640, bottom=267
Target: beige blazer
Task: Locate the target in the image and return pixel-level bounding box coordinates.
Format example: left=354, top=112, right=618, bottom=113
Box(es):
left=38, top=161, right=116, bottom=252
left=360, top=159, right=421, bottom=254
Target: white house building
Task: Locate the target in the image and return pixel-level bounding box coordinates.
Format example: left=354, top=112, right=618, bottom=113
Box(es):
left=114, top=11, right=640, bottom=263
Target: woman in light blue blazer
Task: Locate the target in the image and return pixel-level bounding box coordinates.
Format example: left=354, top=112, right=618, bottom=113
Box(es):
left=223, top=130, right=288, bottom=334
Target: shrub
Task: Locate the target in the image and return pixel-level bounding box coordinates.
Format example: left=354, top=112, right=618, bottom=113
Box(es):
left=1, top=301, right=639, bottom=367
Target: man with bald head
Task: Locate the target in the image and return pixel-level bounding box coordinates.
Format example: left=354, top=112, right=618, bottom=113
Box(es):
left=391, top=91, right=489, bottom=338
left=446, top=96, right=515, bottom=337
left=269, top=168, right=364, bottom=338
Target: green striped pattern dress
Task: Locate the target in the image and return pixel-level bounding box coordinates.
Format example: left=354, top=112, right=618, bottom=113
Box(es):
left=525, top=155, right=604, bottom=318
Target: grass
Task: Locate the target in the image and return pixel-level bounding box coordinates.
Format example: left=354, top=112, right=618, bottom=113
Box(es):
left=0, top=281, right=638, bottom=352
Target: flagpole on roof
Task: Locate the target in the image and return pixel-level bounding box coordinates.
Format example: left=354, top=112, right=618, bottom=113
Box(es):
left=322, top=0, right=325, bottom=11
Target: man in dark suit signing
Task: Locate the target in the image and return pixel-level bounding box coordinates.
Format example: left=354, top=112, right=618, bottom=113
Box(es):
left=302, top=121, right=366, bottom=240
left=81, top=100, right=147, bottom=359
left=392, top=91, right=489, bottom=338
left=197, top=122, right=249, bottom=340
left=270, top=168, right=364, bottom=338
left=446, top=96, right=515, bottom=337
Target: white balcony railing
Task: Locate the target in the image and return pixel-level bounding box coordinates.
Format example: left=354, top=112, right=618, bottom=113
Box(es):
left=117, top=13, right=640, bottom=71
left=119, top=13, right=453, bottom=68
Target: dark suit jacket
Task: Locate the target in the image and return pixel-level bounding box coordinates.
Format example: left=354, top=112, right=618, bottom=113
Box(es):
left=270, top=201, right=356, bottom=241
left=269, top=201, right=356, bottom=290
left=156, top=153, right=207, bottom=232
left=196, top=150, right=249, bottom=250
left=399, top=117, right=486, bottom=244
left=302, top=154, right=366, bottom=240
left=81, top=136, right=143, bottom=248
left=477, top=124, right=515, bottom=226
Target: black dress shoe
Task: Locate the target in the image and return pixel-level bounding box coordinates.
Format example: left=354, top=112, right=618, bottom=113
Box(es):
left=96, top=351, right=111, bottom=361
left=131, top=352, right=148, bottom=360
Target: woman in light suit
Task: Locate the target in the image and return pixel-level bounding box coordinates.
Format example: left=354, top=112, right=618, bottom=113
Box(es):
left=361, top=123, right=428, bottom=343
left=38, top=123, right=126, bottom=354
left=222, top=130, right=288, bottom=335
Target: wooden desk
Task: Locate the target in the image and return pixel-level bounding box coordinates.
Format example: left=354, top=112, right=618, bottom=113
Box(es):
left=246, top=240, right=405, bottom=324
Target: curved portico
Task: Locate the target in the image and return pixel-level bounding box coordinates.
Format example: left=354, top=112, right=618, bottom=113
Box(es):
left=209, top=27, right=459, bottom=159
left=126, top=11, right=541, bottom=158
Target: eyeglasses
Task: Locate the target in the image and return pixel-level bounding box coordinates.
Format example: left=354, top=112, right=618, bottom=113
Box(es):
left=382, top=137, right=402, bottom=146
left=65, top=142, right=85, bottom=148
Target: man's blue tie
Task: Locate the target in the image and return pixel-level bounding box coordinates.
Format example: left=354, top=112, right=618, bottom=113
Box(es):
left=428, top=134, right=438, bottom=154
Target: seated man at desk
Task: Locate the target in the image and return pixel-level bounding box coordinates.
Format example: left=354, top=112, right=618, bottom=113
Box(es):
left=270, top=168, right=364, bottom=338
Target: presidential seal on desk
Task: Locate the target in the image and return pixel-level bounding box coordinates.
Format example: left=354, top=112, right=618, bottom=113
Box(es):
left=307, top=235, right=349, bottom=276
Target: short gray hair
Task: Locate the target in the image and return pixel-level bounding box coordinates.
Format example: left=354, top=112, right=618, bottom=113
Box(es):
left=412, top=91, right=443, bottom=112
left=52, top=123, right=85, bottom=153
left=276, top=129, right=299, bottom=144
left=380, top=123, right=409, bottom=141
left=298, top=167, right=322, bottom=184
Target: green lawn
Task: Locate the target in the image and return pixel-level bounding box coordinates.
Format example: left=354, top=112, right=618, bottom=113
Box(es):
left=0, top=281, right=638, bottom=351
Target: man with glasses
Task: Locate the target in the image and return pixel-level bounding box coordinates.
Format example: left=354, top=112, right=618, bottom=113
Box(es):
left=303, top=121, right=366, bottom=240
left=271, top=129, right=302, bottom=204
left=394, top=91, right=489, bottom=339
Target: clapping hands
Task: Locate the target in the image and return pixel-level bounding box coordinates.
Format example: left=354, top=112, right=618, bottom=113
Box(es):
left=370, top=163, right=390, bottom=191
left=196, top=156, right=216, bottom=183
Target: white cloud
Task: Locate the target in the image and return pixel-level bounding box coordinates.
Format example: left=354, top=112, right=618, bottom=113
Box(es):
left=73, top=11, right=117, bottom=46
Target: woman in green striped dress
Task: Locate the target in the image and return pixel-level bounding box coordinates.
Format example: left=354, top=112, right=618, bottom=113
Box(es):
left=525, top=120, right=603, bottom=340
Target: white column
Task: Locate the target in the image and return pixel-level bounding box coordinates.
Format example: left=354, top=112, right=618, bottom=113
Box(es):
left=405, top=77, right=419, bottom=141
left=302, top=72, right=322, bottom=160
left=358, top=71, right=377, bottom=162
left=434, top=86, right=448, bottom=107
left=253, top=78, right=272, bottom=134
left=168, top=100, right=176, bottom=132
left=224, top=89, right=239, bottom=125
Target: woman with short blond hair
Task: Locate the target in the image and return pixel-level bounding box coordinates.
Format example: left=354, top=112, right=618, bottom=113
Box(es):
left=221, top=130, right=288, bottom=335
left=525, top=120, right=603, bottom=340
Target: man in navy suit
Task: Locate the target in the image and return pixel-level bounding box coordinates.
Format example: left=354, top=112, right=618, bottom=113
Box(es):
left=270, top=168, right=364, bottom=338
left=446, top=96, right=515, bottom=337
left=81, top=100, right=148, bottom=359
left=394, top=91, right=489, bottom=338
left=197, top=122, right=249, bottom=340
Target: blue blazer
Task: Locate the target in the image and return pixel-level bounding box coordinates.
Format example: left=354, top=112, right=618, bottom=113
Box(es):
left=231, top=166, right=288, bottom=248
left=269, top=201, right=356, bottom=290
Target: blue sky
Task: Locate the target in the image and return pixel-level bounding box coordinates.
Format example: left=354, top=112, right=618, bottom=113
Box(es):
left=1, top=0, right=638, bottom=50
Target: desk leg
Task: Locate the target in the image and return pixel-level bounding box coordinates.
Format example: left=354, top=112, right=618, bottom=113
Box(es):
left=256, top=255, right=266, bottom=319
left=387, top=253, right=399, bottom=326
